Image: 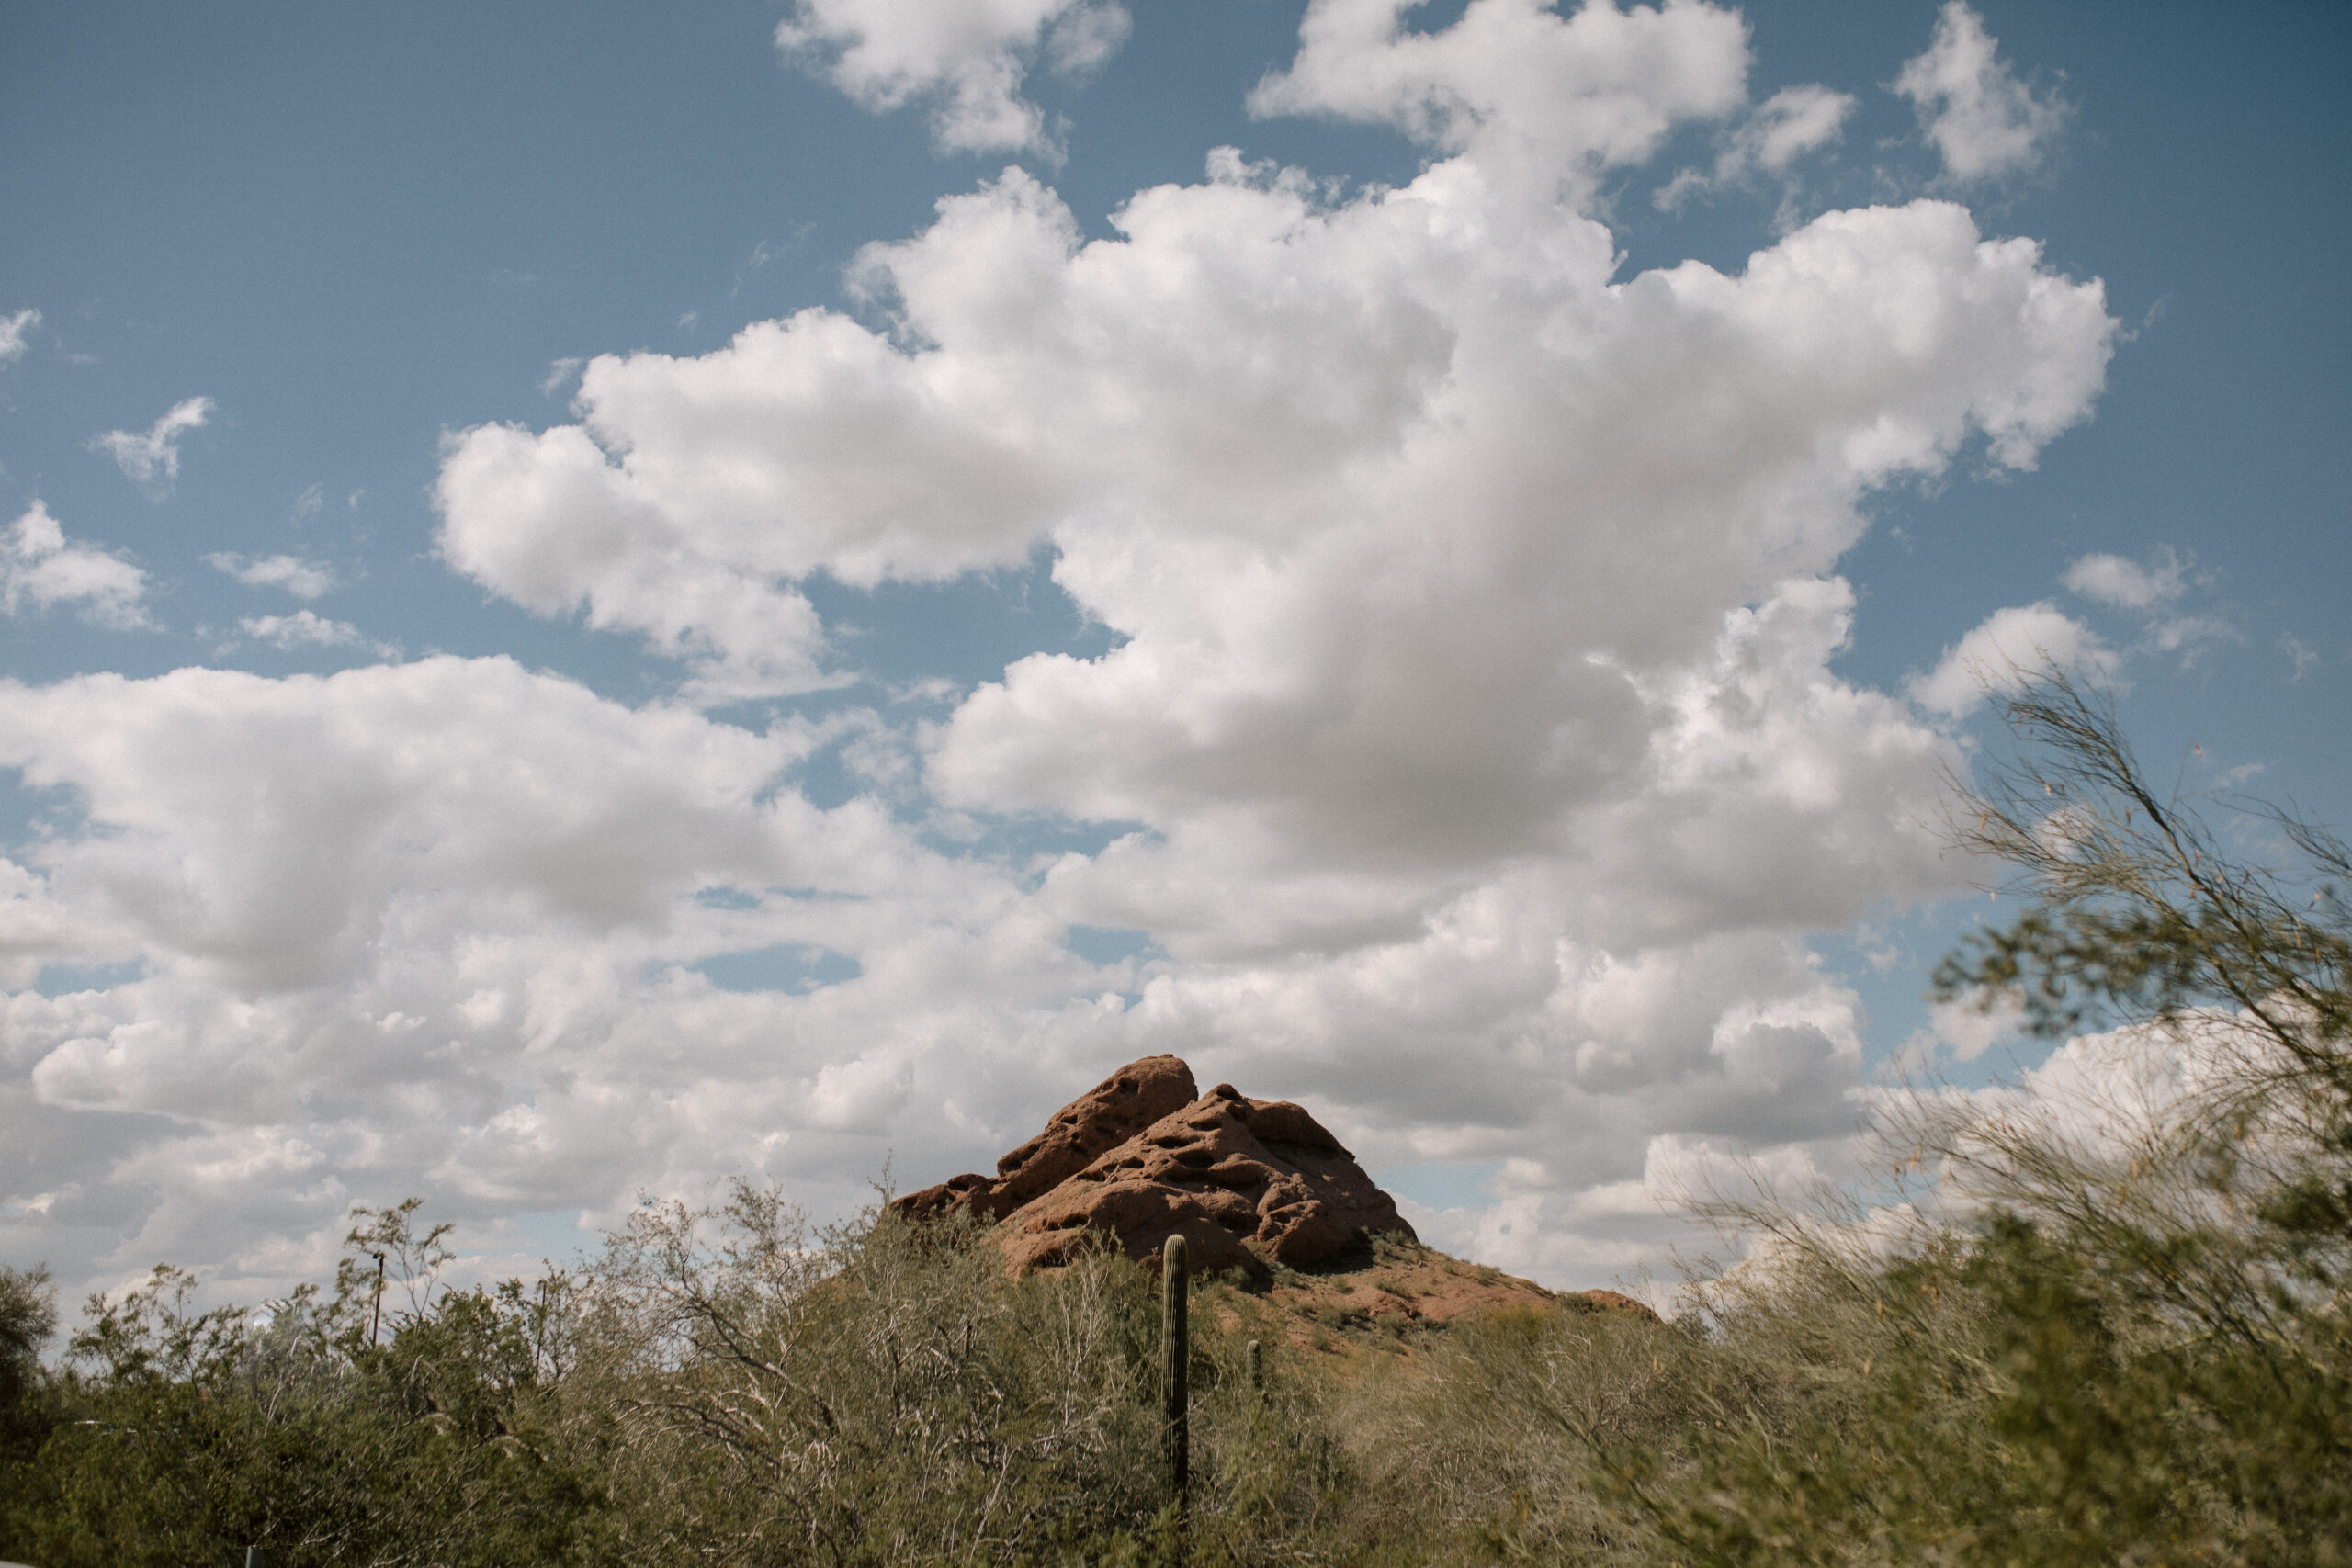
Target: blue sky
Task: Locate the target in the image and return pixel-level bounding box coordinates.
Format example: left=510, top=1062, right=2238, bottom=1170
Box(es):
left=2, top=0, right=2346, bottom=1304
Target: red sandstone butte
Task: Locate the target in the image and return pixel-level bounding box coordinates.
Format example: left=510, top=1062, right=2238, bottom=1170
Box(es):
left=891, top=1055, right=1416, bottom=1284
left=893, top=1053, right=1202, bottom=1224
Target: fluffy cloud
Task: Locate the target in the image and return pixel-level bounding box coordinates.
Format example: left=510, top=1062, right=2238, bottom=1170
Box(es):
left=1928, top=547, right=2235, bottom=715
left=1657, top=82, right=1854, bottom=209
left=208, top=552, right=339, bottom=600
left=2064, top=547, right=2185, bottom=610
left=0, top=663, right=885, bottom=1275
left=0, top=309, right=37, bottom=366
left=1, top=502, right=153, bottom=630
left=433, top=419, right=848, bottom=703
left=1908, top=991, right=2026, bottom=1066
left=2062, top=546, right=2237, bottom=671
left=0, top=661, right=809, bottom=992
left=10, top=2, right=2120, bottom=1303
left=842, top=176, right=2098, bottom=870
left=88, top=396, right=215, bottom=499
left=440, top=175, right=2111, bottom=705
left=422, top=0, right=2106, bottom=1288
left=1894, top=2, right=2067, bottom=185
left=777, top=0, right=1131, bottom=156
left=1249, top=0, right=1749, bottom=191
left=1908, top=601, right=2109, bottom=716
left=233, top=611, right=398, bottom=658
left=0, top=656, right=1268, bottom=1295
left=1742, top=83, right=1854, bottom=171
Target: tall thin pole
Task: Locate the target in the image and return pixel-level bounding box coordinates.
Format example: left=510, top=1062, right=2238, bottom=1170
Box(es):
left=1160, top=1234, right=1189, bottom=1506
left=368, top=1251, right=386, bottom=1348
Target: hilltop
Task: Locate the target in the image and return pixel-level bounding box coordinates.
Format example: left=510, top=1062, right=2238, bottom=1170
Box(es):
left=893, top=1054, right=1654, bottom=1337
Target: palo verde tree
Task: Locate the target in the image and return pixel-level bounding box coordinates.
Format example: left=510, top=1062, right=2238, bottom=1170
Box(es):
left=1931, top=670, right=2352, bottom=1314
left=1617, top=670, right=2352, bottom=1568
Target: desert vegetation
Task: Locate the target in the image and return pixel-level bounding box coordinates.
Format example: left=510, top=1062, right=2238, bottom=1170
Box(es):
left=4, top=674, right=2347, bottom=1565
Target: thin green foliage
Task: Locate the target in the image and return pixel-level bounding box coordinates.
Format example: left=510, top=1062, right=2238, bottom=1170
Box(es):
left=1623, top=671, right=2352, bottom=1565
left=2, top=1204, right=602, bottom=1567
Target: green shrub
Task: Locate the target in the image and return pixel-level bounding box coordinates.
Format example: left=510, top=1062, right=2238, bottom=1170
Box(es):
left=2, top=1206, right=605, bottom=1568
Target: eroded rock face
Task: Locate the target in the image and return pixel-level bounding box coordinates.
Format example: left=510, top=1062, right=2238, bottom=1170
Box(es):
left=892, top=1057, right=1415, bottom=1284
left=892, top=1055, right=1199, bottom=1224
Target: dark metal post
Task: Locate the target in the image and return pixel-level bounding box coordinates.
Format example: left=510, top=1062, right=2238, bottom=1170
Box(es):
left=368, top=1250, right=386, bottom=1347
left=246, top=1548, right=265, bottom=1568
left=1160, top=1234, right=1189, bottom=1504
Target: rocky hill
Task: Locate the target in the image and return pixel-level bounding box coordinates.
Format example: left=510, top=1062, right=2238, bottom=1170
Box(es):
left=894, top=1054, right=1655, bottom=1328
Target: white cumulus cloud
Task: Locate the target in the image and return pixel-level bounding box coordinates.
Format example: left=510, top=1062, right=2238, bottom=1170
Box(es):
left=0, top=657, right=1175, bottom=1295
left=234, top=611, right=398, bottom=658
left=1894, top=2, right=2067, bottom=185
left=1, top=502, right=153, bottom=630
left=1249, top=0, right=1750, bottom=192
left=88, top=396, right=215, bottom=499
left=2063, top=546, right=2236, bottom=671
left=419, top=0, right=2112, bottom=1293
left=540, top=356, right=585, bottom=397
left=1908, top=601, right=2111, bottom=717
left=2062, top=547, right=2184, bottom=610
left=9, top=0, right=2125, bottom=1304
left=1656, top=82, right=1854, bottom=209
left=1744, top=83, right=1854, bottom=171
left=0, top=309, right=38, bottom=366
left=777, top=0, right=1131, bottom=156
left=208, top=552, right=339, bottom=600
left=439, top=169, right=2112, bottom=705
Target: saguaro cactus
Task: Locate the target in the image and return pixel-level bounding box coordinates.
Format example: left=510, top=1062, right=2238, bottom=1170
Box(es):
left=1162, top=1233, right=1189, bottom=1501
